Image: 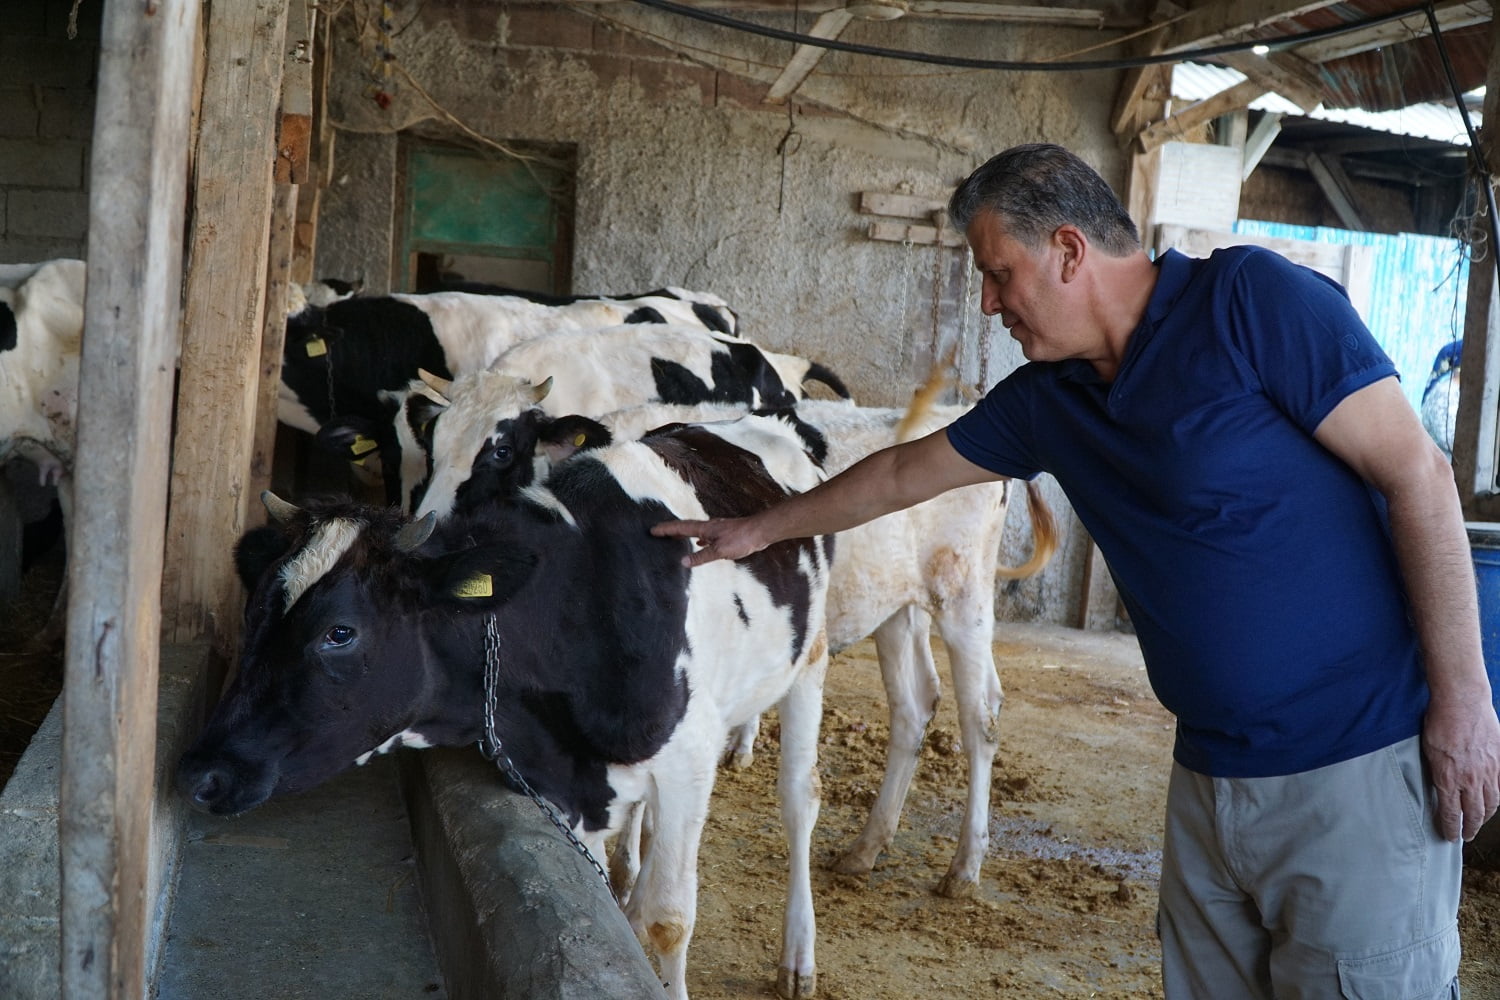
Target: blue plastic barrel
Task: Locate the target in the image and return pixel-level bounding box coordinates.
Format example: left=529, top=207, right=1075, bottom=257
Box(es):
left=1467, top=522, right=1500, bottom=711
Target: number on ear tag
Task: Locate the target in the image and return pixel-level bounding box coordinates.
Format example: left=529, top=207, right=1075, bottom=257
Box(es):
left=453, top=573, right=494, bottom=599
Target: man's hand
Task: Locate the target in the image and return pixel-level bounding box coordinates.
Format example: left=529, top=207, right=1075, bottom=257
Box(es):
left=1423, top=694, right=1500, bottom=841
left=652, top=516, right=764, bottom=568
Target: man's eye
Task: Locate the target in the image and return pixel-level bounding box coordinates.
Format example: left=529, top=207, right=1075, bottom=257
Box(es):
left=324, top=625, right=356, bottom=647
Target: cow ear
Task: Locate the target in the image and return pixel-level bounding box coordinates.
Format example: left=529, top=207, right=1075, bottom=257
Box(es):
left=315, top=416, right=383, bottom=465
left=235, top=524, right=294, bottom=591
left=536, top=414, right=611, bottom=463
left=428, top=545, right=537, bottom=608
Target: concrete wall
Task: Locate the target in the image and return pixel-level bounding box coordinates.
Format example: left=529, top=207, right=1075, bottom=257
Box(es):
left=314, top=3, right=1136, bottom=625
left=0, top=0, right=97, bottom=263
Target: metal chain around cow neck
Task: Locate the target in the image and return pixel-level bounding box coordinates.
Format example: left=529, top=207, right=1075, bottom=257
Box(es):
left=480, top=613, right=618, bottom=902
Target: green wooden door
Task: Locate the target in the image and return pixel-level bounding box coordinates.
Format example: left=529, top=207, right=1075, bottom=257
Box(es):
left=398, top=142, right=573, bottom=294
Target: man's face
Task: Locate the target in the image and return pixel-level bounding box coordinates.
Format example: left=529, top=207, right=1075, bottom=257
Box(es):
left=966, top=209, right=1078, bottom=363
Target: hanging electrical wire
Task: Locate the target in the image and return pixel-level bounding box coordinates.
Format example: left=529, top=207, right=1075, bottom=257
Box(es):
left=629, top=0, right=1437, bottom=73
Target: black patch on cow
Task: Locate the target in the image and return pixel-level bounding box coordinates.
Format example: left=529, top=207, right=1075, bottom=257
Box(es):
left=235, top=524, right=297, bottom=591
left=624, top=306, right=667, bottom=325
left=0, top=302, right=16, bottom=353
left=691, top=302, right=733, bottom=335
left=650, top=341, right=796, bottom=410
left=319, top=277, right=360, bottom=297
left=733, top=593, right=750, bottom=628
left=643, top=427, right=817, bottom=661
left=802, top=361, right=852, bottom=399
left=281, top=297, right=452, bottom=428
left=754, top=408, right=829, bottom=467
left=450, top=411, right=547, bottom=517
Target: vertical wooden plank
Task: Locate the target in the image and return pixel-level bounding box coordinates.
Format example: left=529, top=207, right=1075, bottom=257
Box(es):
left=291, top=6, right=332, bottom=286
left=250, top=182, right=299, bottom=513
left=1454, top=20, right=1500, bottom=519
left=161, top=0, right=291, bottom=650
left=58, top=2, right=201, bottom=998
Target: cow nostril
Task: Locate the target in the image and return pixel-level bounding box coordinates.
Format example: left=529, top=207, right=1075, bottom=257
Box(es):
left=188, top=769, right=225, bottom=807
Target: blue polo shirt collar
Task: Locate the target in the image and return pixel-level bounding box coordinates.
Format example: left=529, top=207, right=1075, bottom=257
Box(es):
left=1057, top=248, right=1195, bottom=386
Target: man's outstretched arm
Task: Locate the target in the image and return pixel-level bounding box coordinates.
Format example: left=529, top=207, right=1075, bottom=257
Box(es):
left=651, top=426, right=1005, bottom=568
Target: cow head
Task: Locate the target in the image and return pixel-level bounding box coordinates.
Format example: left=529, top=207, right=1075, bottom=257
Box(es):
left=176, top=492, right=536, bottom=816
left=409, top=370, right=562, bottom=520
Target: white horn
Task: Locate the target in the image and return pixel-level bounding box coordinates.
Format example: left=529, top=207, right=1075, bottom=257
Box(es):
left=261, top=490, right=301, bottom=525
left=417, top=368, right=453, bottom=402
left=530, top=376, right=553, bottom=403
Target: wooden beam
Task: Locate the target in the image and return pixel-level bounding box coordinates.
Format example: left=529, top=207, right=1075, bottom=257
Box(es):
left=1293, top=0, right=1492, bottom=63
left=1241, top=110, right=1282, bottom=178
left=1304, top=152, right=1368, bottom=229
left=859, top=191, right=949, bottom=218
left=162, top=0, right=291, bottom=649
left=58, top=2, right=200, bottom=999
left=867, top=219, right=966, bottom=247
left=1138, top=78, right=1267, bottom=152
left=765, top=8, right=852, bottom=105
left=250, top=183, right=299, bottom=512
left=1215, top=50, right=1323, bottom=112
left=1161, top=0, right=1343, bottom=51
left=1454, top=18, right=1500, bottom=514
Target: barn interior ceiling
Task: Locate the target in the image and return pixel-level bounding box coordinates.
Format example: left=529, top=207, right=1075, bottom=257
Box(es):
left=572, top=0, right=1493, bottom=222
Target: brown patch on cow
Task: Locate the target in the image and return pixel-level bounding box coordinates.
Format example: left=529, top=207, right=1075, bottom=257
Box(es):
left=923, top=545, right=967, bottom=606
left=805, top=629, right=828, bottom=667
left=644, top=427, right=788, bottom=519
left=648, top=919, right=687, bottom=954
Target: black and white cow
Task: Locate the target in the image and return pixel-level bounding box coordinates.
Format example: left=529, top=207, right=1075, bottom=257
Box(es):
left=393, top=328, right=848, bottom=515
left=178, top=410, right=835, bottom=1000
left=496, top=396, right=1059, bottom=897
left=278, top=284, right=754, bottom=503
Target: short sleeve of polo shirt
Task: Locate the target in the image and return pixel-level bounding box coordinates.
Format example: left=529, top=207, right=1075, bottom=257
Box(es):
left=946, top=366, right=1045, bottom=482
left=1217, top=247, right=1396, bottom=433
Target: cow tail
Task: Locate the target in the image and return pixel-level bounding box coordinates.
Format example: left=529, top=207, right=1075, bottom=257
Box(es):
left=995, top=479, right=1059, bottom=580
left=894, top=363, right=951, bottom=443
left=802, top=361, right=851, bottom=400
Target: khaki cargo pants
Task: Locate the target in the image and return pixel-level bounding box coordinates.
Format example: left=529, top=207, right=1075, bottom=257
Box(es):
left=1158, top=735, right=1463, bottom=999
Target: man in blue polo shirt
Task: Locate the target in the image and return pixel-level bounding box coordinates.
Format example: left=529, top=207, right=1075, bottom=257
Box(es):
left=653, top=142, right=1500, bottom=998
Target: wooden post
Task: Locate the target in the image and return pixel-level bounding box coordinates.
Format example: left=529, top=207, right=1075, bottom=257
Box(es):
left=1454, top=19, right=1500, bottom=520
left=251, top=182, right=299, bottom=513
left=58, top=2, right=201, bottom=998
left=161, top=0, right=291, bottom=651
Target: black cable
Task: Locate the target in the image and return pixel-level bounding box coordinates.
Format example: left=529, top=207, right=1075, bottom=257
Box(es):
left=630, top=0, right=1435, bottom=73
left=1423, top=1, right=1499, bottom=279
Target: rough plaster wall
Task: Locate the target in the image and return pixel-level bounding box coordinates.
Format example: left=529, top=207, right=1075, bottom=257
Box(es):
left=312, top=3, right=1136, bottom=626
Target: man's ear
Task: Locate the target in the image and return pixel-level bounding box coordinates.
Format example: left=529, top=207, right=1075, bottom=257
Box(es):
left=1055, top=224, right=1086, bottom=282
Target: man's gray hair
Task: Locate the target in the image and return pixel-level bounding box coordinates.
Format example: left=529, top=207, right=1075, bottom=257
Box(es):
left=948, top=144, right=1141, bottom=256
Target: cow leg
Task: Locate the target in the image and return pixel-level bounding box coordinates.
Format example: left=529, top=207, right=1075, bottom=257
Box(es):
left=723, top=715, right=759, bottom=770
left=831, top=604, right=940, bottom=877
left=624, top=729, right=716, bottom=1000
left=773, top=639, right=825, bottom=1000
left=27, top=471, right=71, bottom=652
left=932, top=604, right=1003, bottom=899
left=609, top=799, right=647, bottom=902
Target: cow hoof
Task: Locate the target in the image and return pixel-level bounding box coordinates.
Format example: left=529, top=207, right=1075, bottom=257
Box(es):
left=828, top=850, right=874, bottom=876
left=776, top=966, right=816, bottom=999
left=935, top=872, right=978, bottom=899
left=725, top=747, right=755, bottom=770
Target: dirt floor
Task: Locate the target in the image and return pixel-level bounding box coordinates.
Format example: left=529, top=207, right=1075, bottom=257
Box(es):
left=684, top=622, right=1500, bottom=1000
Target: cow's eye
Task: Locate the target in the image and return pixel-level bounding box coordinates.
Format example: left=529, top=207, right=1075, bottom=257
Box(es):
left=492, top=443, right=513, bottom=465
left=324, top=625, right=356, bottom=648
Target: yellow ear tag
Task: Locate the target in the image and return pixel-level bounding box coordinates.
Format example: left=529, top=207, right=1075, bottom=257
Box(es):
left=573, top=432, right=587, bottom=447
left=350, top=434, right=378, bottom=456
left=453, top=572, right=494, bottom=599
left=305, top=336, right=327, bottom=358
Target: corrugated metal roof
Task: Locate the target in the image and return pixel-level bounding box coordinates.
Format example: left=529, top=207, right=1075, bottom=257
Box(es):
left=1173, top=61, right=1478, bottom=144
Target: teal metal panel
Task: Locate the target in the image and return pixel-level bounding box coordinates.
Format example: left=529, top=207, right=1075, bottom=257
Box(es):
left=407, top=148, right=557, bottom=252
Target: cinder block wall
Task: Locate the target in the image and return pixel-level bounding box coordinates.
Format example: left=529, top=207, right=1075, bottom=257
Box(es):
left=0, top=0, right=99, bottom=264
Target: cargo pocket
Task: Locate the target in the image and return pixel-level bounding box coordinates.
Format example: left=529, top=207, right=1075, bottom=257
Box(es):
left=1336, top=925, right=1460, bottom=1000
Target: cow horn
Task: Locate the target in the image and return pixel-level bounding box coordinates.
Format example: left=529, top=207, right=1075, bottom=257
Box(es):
left=417, top=368, right=453, bottom=402
left=530, top=376, right=553, bottom=403
left=261, top=490, right=301, bottom=525
left=393, top=511, right=437, bottom=552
